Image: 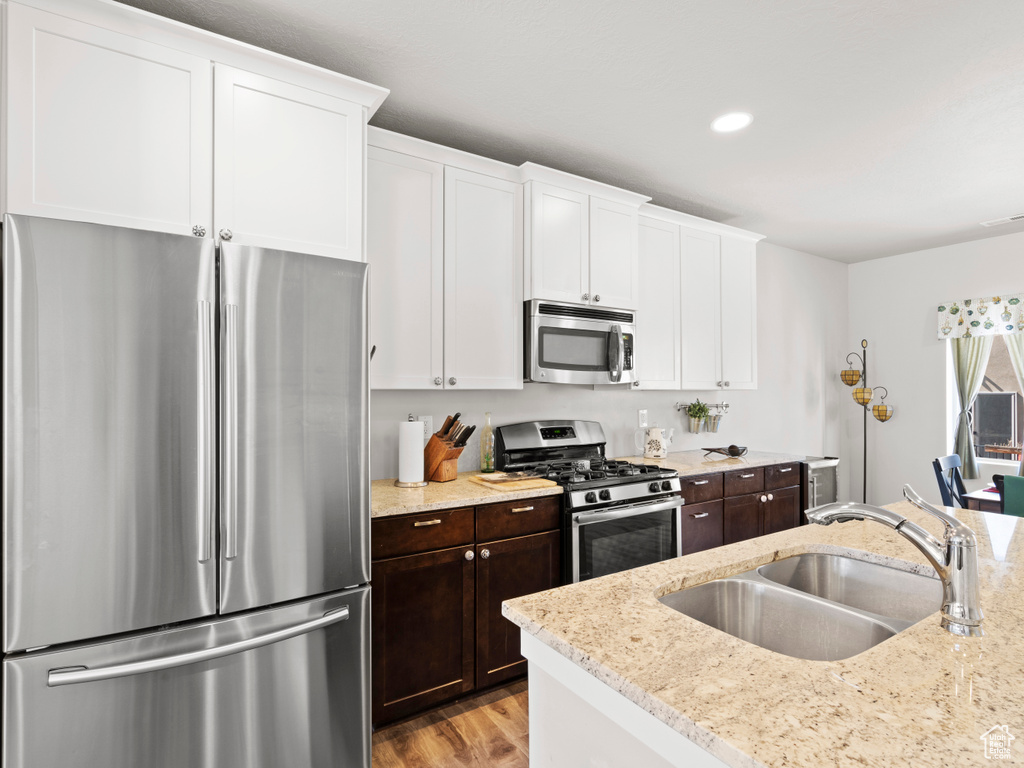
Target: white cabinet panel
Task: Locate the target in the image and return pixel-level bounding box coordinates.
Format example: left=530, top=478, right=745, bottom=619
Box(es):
left=5, top=3, right=212, bottom=235
left=720, top=237, right=757, bottom=389
left=590, top=198, right=639, bottom=310
left=680, top=227, right=722, bottom=390
left=214, top=65, right=364, bottom=260
left=635, top=217, right=680, bottom=390
left=527, top=182, right=589, bottom=304
left=366, top=147, right=444, bottom=389
left=444, top=168, right=523, bottom=389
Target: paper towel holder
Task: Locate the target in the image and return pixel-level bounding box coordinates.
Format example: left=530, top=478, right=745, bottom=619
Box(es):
left=396, top=414, right=429, bottom=488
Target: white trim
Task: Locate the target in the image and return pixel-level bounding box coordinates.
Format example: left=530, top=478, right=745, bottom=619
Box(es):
left=519, top=161, right=651, bottom=207
left=640, top=202, right=765, bottom=242
left=367, top=126, right=520, bottom=182
left=9, top=0, right=389, bottom=113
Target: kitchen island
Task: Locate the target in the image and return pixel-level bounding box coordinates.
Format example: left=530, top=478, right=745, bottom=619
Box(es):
left=504, top=501, right=1024, bottom=767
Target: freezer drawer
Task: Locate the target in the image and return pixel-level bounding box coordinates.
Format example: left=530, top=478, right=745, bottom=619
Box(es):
left=3, top=587, right=370, bottom=768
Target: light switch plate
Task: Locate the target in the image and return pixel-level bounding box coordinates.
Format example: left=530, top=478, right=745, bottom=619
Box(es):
left=418, top=415, right=433, bottom=444
left=638, top=409, right=648, bottom=428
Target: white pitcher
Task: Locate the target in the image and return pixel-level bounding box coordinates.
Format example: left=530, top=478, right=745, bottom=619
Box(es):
left=634, top=426, right=674, bottom=459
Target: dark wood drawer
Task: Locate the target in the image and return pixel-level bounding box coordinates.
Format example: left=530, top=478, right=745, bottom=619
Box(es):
left=477, top=495, right=561, bottom=543
left=372, top=507, right=475, bottom=560
left=723, top=467, right=764, bottom=497
left=765, top=462, right=801, bottom=491
left=680, top=500, right=724, bottom=555
left=680, top=473, right=723, bottom=504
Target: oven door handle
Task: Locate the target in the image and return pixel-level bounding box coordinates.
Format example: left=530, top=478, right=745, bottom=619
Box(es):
left=607, top=324, right=624, bottom=383
left=573, top=495, right=683, bottom=526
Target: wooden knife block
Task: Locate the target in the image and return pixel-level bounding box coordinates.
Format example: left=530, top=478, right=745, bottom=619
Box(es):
left=424, top=434, right=464, bottom=482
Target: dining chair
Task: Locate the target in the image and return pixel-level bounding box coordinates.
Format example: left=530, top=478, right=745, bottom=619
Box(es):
left=993, top=475, right=1005, bottom=513
left=1003, top=474, right=1024, bottom=518
left=932, top=455, right=967, bottom=508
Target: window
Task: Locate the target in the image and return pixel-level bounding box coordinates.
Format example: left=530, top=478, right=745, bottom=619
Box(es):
left=974, top=336, right=1023, bottom=462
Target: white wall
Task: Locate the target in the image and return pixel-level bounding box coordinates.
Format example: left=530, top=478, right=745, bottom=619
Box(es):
left=847, top=230, right=1024, bottom=504
left=370, top=241, right=849, bottom=490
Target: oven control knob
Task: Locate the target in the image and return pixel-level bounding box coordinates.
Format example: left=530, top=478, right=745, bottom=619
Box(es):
left=661, top=480, right=673, bottom=491
left=599, top=489, right=611, bottom=501
left=649, top=482, right=661, bottom=492
left=585, top=491, right=597, bottom=503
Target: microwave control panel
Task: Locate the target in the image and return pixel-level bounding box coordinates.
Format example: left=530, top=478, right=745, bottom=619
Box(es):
left=623, top=333, right=633, bottom=370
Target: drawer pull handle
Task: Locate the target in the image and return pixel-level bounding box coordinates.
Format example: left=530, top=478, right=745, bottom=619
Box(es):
left=511, top=506, right=534, bottom=513
left=413, top=519, right=442, bottom=527
left=689, top=512, right=709, bottom=519
left=779, top=468, right=793, bottom=473
left=740, top=473, right=755, bottom=479
left=692, top=480, right=709, bottom=486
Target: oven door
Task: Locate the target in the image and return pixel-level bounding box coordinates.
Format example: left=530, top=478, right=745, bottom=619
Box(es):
left=527, top=308, right=635, bottom=385
left=569, top=496, right=683, bottom=582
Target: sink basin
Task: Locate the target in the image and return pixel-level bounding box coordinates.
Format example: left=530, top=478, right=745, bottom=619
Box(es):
left=757, top=553, right=942, bottom=625
left=659, top=578, right=896, bottom=661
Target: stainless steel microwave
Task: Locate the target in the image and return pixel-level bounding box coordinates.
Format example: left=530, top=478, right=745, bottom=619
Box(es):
left=525, top=300, right=636, bottom=385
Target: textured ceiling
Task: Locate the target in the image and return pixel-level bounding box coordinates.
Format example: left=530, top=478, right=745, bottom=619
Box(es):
left=115, top=0, right=1024, bottom=262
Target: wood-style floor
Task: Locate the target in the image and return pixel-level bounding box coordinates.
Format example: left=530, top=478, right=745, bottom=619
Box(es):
left=372, top=680, right=529, bottom=768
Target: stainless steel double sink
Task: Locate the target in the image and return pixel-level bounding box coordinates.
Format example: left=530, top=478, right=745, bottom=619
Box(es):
left=658, top=553, right=943, bottom=661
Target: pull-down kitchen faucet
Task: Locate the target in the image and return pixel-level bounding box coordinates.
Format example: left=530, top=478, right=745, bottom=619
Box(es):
left=805, top=485, right=983, bottom=637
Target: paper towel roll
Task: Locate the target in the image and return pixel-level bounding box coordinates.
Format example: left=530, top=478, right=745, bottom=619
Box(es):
left=398, top=421, right=425, bottom=484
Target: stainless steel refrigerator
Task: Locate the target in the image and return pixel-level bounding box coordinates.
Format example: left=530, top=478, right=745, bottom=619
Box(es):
left=2, top=214, right=371, bottom=767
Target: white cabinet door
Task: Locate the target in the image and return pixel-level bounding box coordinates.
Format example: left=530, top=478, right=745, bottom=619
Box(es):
left=679, top=227, right=722, bottom=390
left=366, top=147, right=444, bottom=389
left=444, top=168, right=523, bottom=390
left=589, top=197, right=639, bottom=310
left=527, top=182, right=589, bottom=304
left=214, top=65, right=364, bottom=260
left=5, top=3, right=212, bottom=236
left=719, top=236, right=758, bottom=389
left=635, top=217, right=681, bottom=390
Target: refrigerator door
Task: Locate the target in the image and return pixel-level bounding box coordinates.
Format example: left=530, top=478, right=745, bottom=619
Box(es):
left=2, top=215, right=217, bottom=653
left=220, top=245, right=369, bottom=614
left=3, top=587, right=370, bottom=768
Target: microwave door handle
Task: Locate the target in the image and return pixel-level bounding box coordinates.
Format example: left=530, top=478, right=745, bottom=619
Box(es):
left=608, top=324, right=623, bottom=383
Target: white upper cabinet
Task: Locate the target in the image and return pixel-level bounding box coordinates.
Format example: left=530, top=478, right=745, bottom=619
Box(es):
left=4, top=3, right=213, bottom=236
left=522, top=164, right=649, bottom=311
left=635, top=216, right=681, bottom=390
left=3, top=0, right=387, bottom=254
left=366, top=147, right=444, bottom=389
left=213, top=65, right=365, bottom=259
left=443, top=167, right=523, bottom=390
left=589, top=197, right=640, bottom=310
left=719, top=236, right=758, bottom=390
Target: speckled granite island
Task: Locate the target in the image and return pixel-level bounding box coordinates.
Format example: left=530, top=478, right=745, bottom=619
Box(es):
left=504, top=501, right=1024, bottom=767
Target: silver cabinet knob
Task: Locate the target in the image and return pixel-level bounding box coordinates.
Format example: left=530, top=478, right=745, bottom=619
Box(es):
left=594, top=294, right=601, bottom=302
left=218, top=228, right=233, bottom=241
left=582, top=293, right=590, bottom=302
left=464, top=550, right=475, bottom=561
left=434, top=377, right=442, bottom=386
left=480, top=548, right=490, bottom=560
left=192, top=225, right=207, bottom=237
left=724, top=381, right=731, bottom=387
left=717, top=381, right=723, bottom=387
left=448, top=377, right=457, bottom=386
left=632, top=381, right=640, bottom=387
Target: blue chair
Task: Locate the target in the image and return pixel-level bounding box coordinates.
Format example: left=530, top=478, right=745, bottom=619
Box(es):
left=1003, top=475, right=1024, bottom=518
left=932, top=455, right=967, bottom=508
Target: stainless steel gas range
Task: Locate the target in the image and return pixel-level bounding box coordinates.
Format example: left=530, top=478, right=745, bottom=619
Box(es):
left=495, top=421, right=684, bottom=582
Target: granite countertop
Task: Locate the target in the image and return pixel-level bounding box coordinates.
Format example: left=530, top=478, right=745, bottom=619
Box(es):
left=612, top=449, right=807, bottom=477
left=504, top=502, right=1024, bottom=767
left=371, top=471, right=563, bottom=518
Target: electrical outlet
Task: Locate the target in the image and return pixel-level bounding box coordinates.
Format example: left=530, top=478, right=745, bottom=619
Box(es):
left=417, top=415, right=433, bottom=444
left=638, top=409, right=648, bottom=428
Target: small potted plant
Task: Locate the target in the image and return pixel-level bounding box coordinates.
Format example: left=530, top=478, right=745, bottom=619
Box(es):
left=686, top=399, right=710, bottom=433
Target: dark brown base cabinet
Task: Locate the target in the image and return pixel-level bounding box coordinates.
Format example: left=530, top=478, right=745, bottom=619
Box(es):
left=723, top=463, right=802, bottom=544
left=371, top=497, right=560, bottom=726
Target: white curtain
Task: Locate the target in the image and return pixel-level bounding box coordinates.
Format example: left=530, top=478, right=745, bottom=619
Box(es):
left=951, top=336, right=994, bottom=479
left=1003, top=333, right=1024, bottom=477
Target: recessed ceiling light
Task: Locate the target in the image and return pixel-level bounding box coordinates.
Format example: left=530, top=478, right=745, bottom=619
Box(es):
left=711, top=112, right=753, bottom=133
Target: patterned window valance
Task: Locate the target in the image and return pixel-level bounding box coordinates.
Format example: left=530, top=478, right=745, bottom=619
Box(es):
left=938, top=293, right=1024, bottom=339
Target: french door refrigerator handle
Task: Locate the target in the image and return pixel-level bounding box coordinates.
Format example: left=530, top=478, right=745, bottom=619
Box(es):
left=224, top=304, right=239, bottom=559
left=608, top=323, right=623, bottom=383
left=47, top=606, right=350, bottom=687
left=197, top=301, right=215, bottom=563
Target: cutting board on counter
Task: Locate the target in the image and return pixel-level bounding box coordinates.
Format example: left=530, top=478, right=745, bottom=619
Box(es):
left=467, top=474, right=558, bottom=491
